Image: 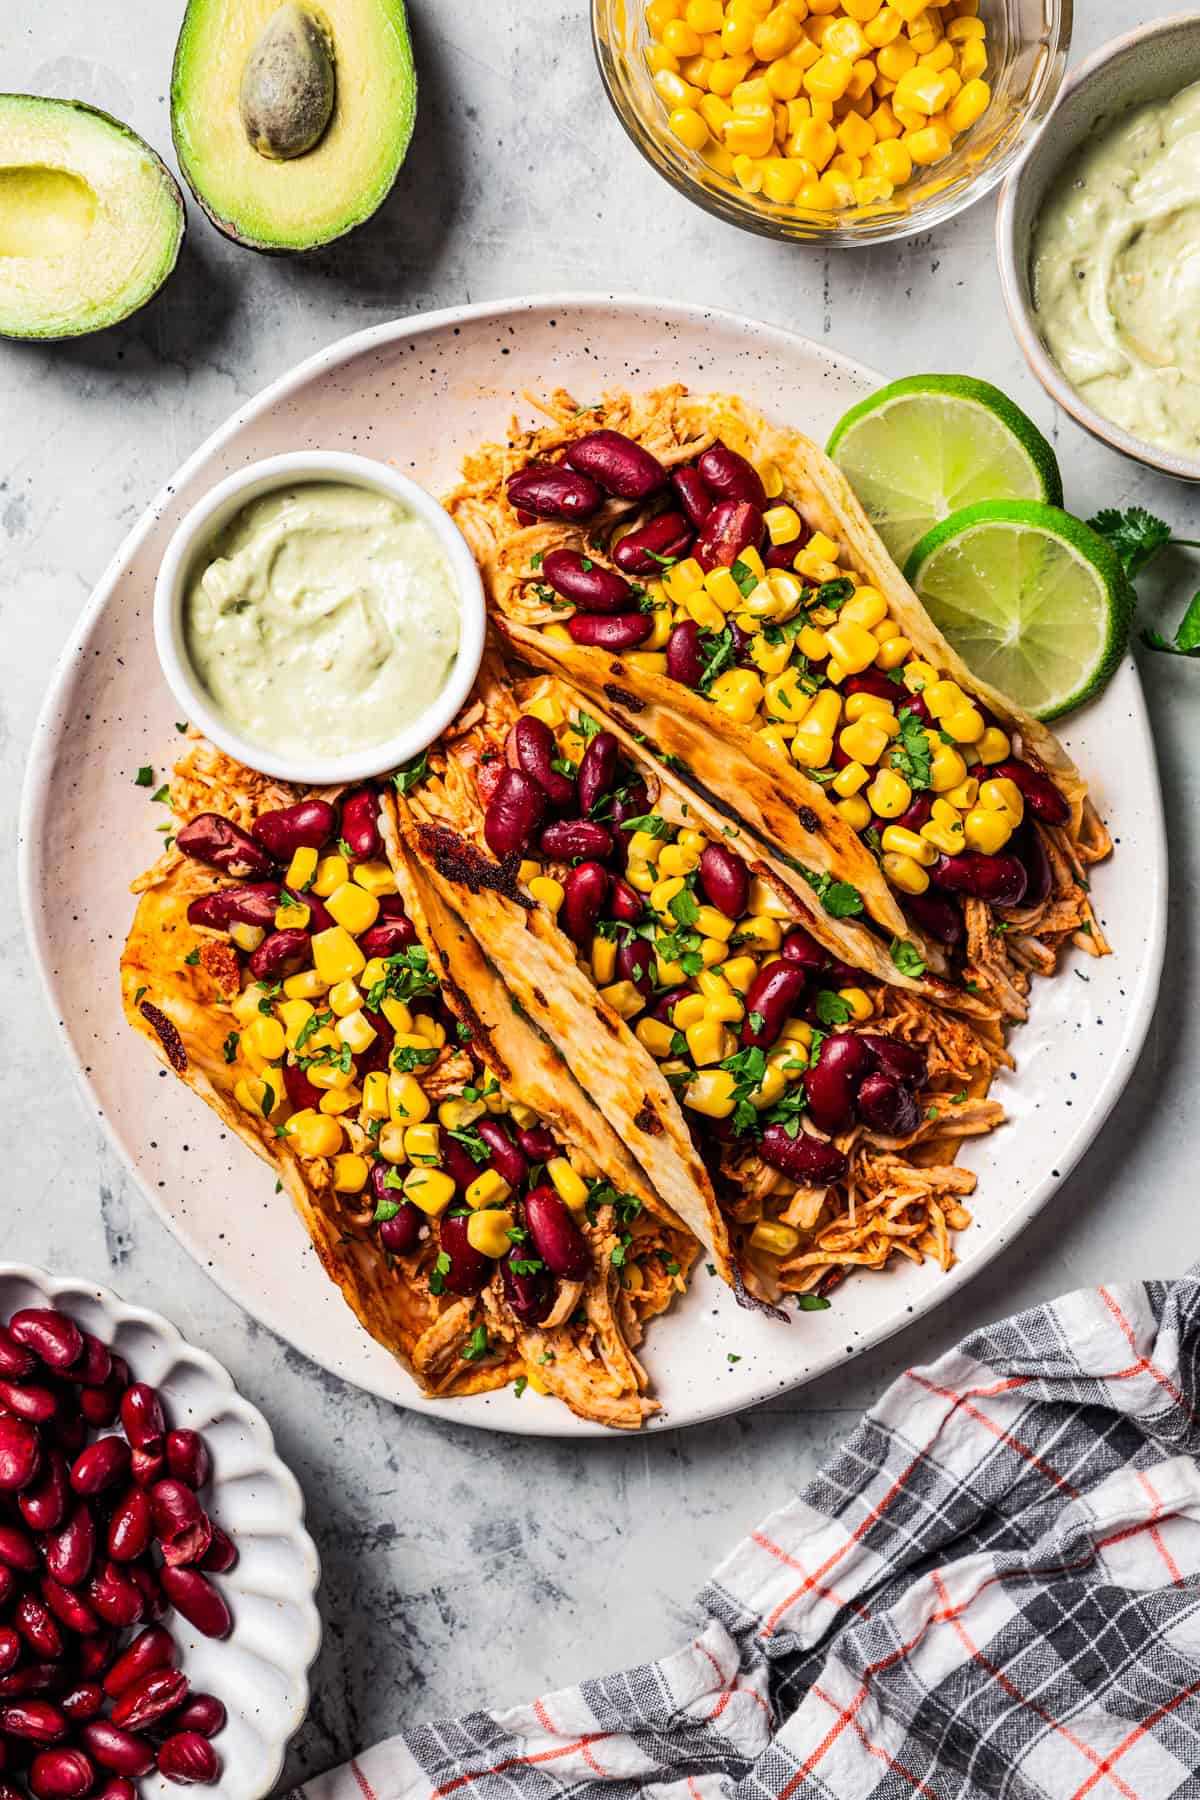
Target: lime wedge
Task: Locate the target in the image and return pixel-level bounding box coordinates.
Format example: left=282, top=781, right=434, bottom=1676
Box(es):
left=827, top=375, right=1064, bottom=566
left=904, top=501, right=1132, bottom=721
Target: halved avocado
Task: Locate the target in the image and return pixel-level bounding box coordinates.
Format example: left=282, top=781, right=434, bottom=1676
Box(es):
left=0, top=96, right=184, bottom=340
left=171, top=0, right=417, bottom=253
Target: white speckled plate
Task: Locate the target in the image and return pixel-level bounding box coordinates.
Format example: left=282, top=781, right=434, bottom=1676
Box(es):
left=0, top=1264, right=320, bottom=1799
left=17, top=296, right=1166, bottom=1437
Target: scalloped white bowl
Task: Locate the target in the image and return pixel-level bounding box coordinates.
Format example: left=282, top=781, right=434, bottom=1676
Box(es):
left=0, top=1265, right=321, bottom=1800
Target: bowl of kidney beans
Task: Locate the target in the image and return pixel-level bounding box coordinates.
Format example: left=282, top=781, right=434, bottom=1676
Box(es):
left=0, top=1270, right=319, bottom=1800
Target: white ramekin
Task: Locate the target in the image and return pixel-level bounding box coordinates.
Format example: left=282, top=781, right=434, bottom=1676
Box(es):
left=153, top=450, right=486, bottom=784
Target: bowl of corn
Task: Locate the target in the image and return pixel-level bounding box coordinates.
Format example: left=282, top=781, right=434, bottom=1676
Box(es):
left=593, top=0, right=1071, bottom=245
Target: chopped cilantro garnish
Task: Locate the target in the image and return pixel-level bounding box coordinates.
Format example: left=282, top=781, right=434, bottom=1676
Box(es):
left=796, top=1293, right=831, bottom=1312
left=698, top=626, right=737, bottom=694
left=373, top=1198, right=401, bottom=1223
left=801, top=869, right=864, bottom=919
left=513, top=1375, right=528, bottom=1398
left=620, top=811, right=672, bottom=839
left=365, top=946, right=437, bottom=1012
left=183, top=948, right=200, bottom=966
left=814, top=577, right=854, bottom=611
left=222, top=1031, right=239, bottom=1064
left=730, top=557, right=758, bottom=599
left=149, top=784, right=171, bottom=805
left=461, top=1325, right=490, bottom=1362
left=429, top=1249, right=452, bottom=1296
left=889, top=706, right=932, bottom=792
left=448, top=1125, right=490, bottom=1164
left=394, top=752, right=430, bottom=794
left=726, top=1352, right=742, bottom=1364
left=890, top=938, right=926, bottom=979
left=391, top=1044, right=437, bottom=1073
left=1087, top=506, right=1179, bottom=580
left=294, top=1008, right=331, bottom=1052
left=815, top=990, right=853, bottom=1026
left=668, top=883, right=699, bottom=929
left=1142, top=590, right=1200, bottom=659
left=134, top=766, right=154, bottom=787
left=576, top=711, right=602, bottom=741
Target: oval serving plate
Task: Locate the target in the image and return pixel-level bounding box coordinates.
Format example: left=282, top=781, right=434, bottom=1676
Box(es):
left=17, top=295, right=1166, bottom=1437
left=0, top=1263, right=320, bottom=1800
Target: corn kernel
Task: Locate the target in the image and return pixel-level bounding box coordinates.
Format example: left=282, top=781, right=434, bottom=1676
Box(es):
left=945, top=777, right=980, bottom=811
left=529, top=875, right=565, bottom=914
left=244, top=1014, right=286, bottom=1062
left=979, top=777, right=1024, bottom=823
left=413, top=1015, right=446, bottom=1049
left=837, top=986, right=873, bottom=1022
left=229, top=922, right=265, bottom=954
left=905, top=121, right=952, bottom=163
left=844, top=690, right=894, bottom=723
left=748, top=875, right=792, bottom=918
left=929, top=743, right=969, bottom=792
left=336, top=1008, right=377, bottom=1055
left=942, top=705, right=985, bottom=744
left=880, top=824, right=937, bottom=865
left=832, top=760, right=869, bottom=797
left=599, top=979, right=646, bottom=1019
left=825, top=619, right=879, bottom=674
left=709, top=667, right=765, bottom=724
left=837, top=794, right=872, bottom=830
left=865, top=4, right=904, bottom=46
left=881, top=851, right=930, bottom=895
left=763, top=503, right=804, bottom=547
left=287, top=1109, right=344, bottom=1158
left=963, top=807, right=1014, bottom=854
left=877, top=38, right=916, bottom=78
left=695, top=904, right=736, bottom=942
left=591, top=936, right=619, bottom=986
left=234, top=1074, right=283, bottom=1119
left=467, top=1209, right=516, bottom=1259
left=874, top=632, right=912, bottom=669
left=277, top=998, right=314, bottom=1049
left=682, top=1069, right=738, bottom=1118
left=921, top=813, right=966, bottom=855
left=331, top=1153, right=369, bottom=1194
left=285, top=846, right=319, bottom=891
left=283, top=968, right=330, bottom=1001
left=839, top=718, right=890, bottom=765
left=438, top=1095, right=485, bottom=1131
left=319, top=1086, right=360, bottom=1117
left=894, top=64, right=954, bottom=114
left=975, top=727, right=1011, bottom=765
left=388, top=1072, right=430, bottom=1124
left=867, top=767, right=912, bottom=817
left=312, top=854, right=349, bottom=898
left=736, top=914, right=783, bottom=952
left=749, top=1219, right=801, bottom=1256
left=353, top=860, right=398, bottom=897
left=547, top=1156, right=589, bottom=1211
left=804, top=52, right=853, bottom=102
left=379, top=999, right=413, bottom=1037
left=791, top=732, right=834, bottom=769
left=374, top=1123, right=409, bottom=1165
left=719, top=954, right=758, bottom=992
left=325, top=881, right=379, bottom=936
left=793, top=116, right=837, bottom=167
left=361, top=1070, right=390, bottom=1120
left=958, top=37, right=987, bottom=81
left=327, top=979, right=361, bottom=1018
left=404, top=1167, right=456, bottom=1216
left=636, top=1017, right=676, bottom=1059
left=311, top=925, right=365, bottom=986
left=685, top=1019, right=733, bottom=1066
left=670, top=105, right=710, bottom=148
left=947, top=75, right=989, bottom=132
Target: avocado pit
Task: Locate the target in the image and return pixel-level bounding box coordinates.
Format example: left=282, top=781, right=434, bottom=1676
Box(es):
left=239, top=2, right=336, bottom=162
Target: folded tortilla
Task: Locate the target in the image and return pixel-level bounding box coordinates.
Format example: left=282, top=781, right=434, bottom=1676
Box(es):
left=449, top=386, right=1111, bottom=1022
left=121, top=740, right=694, bottom=1429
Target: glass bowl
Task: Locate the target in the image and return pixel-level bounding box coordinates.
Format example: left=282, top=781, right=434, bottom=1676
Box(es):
left=593, top=0, right=1072, bottom=247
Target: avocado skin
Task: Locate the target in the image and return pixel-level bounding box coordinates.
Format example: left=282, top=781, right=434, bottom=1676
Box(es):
left=171, top=0, right=417, bottom=255
left=0, top=96, right=185, bottom=341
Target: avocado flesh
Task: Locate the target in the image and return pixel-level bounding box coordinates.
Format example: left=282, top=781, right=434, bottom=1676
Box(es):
left=171, top=0, right=416, bottom=253
left=0, top=96, right=184, bottom=340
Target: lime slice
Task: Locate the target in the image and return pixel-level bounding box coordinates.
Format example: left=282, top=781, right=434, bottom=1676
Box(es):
left=904, top=501, right=1132, bottom=721
left=827, top=375, right=1064, bottom=566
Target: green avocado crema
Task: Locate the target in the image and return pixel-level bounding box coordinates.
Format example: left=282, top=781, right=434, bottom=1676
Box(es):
left=1033, top=77, right=1200, bottom=456
left=183, top=482, right=460, bottom=760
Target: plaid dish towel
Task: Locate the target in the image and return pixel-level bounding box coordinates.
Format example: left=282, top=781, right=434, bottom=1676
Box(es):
left=293, top=1275, right=1200, bottom=1800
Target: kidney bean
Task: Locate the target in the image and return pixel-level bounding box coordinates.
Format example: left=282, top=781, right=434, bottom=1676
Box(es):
left=0, top=1783, right=21, bottom=1800
left=185, top=882, right=280, bottom=932
left=0, top=1525, right=37, bottom=1574
left=40, top=1579, right=100, bottom=1640
left=615, top=933, right=654, bottom=998
left=565, top=612, right=653, bottom=651
left=0, top=1703, right=67, bottom=1744
left=898, top=693, right=930, bottom=726
left=106, top=1488, right=153, bottom=1566
left=250, top=799, right=337, bottom=859
left=71, top=1440, right=129, bottom=1499
left=609, top=877, right=644, bottom=924
left=172, top=1694, right=226, bottom=1739
left=163, top=1432, right=210, bottom=1495
left=539, top=819, right=613, bottom=863
left=278, top=1060, right=320, bottom=1116
left=515, top=1123, right=557, bottom=1163
left=501, top=1251, right=556, bottom=1327
left=67, top=1334, right=113, bottom=1390
left=373, top=1199, right=419, bottom=1258
left=524, top=1188, right=591, bottom=1281
left=150, top=1482, right=212, bottom=1569
left=0, top=1382, right=55, bottom=1425
left=540, top=549, right=634, bottom=614
left=60, top=1685, right=104, bottom=1724
left=892, top=792, right=933, bottom=836
left=857, top=1036, right=928, bottom=1087
left=80, top=1723, right=155, bottom=1779
left=904, top=889, right=963, bottom=948
left=358, top=920, right=417, bottom=966
left=507, top=716, right=574, bottom=811
left=670, top=463, right=714, bottom=528
left=119, top=1386, right=164, bottom=1455
left=695, top=500, right=764, bottom=572
left=44, top=1504, right=96, bottom=1589
left=0, top=1635, right=18, bottom=1678
left=130, top=1564, right=169, bottom=1619
left=340, top=788, right=382, bottom=860
left=609, top=781, right=650, bottom=832
left=29, top=1751, right=94, bottom=1799
left=930, top=851, right=1027, bottom=909
left=0, top=1567, right=14, bottom=1609
left=112, top=1669, right=189, bottom=1733
left=76, top=1635, right=116, bottom=1682
left=564, top=429, right=667, bottom=500
left=993, top=758, right=1071, bottom=826
left=506, top=463, right=604, bottom=522
left=175, top=815, right=274, bottom=881
left=157, top=1731, right=220, bottom=1786
left=698, top=442, right=767, bottom=509
left=759, top=1124, right=848, bottom=1186
left=198, top=1528, right=237, bottom=1576
left=740, top=964, right=807, bottom=1050
left=612, top=511, right=694, bottom=575
left=665, top=619, right=704, bottom=688
left=577, top=733, right=619, bottom=818
left=440, top=1136, right=485, bottom=1196
left=844, top=669, right=901, bottom=703
left=804, top=1033, right=873, bottom=1135
left=86, top=1565, right=144, bottom=1631
left=780, top=927, right=828, bottom=974
left=130, top=1448, right=164, bottom=1490
left=435, top=1217, right=491, bottom=1299
left=102, top=1629, right=175, bottom=1701
left=475, top=1120, right=529, bottom=1190
left=1012, top=823, right=1052, bottom=908
left=247, top=928, right=311, bottom=984
left=484, top=769, right=546, bottom=858
left=856, top=1073, right=920, bottom=1137
left=0, top=1328, right=35, bottom=1382
left=765, top=540, right=803, bottom=569
left=0, top=1416, right=41, bottom=1494
left=697, top=844, right=749, bottom=919
left=649, top=983, right=692, bottom=1024
left=15, top=1597, right=62, bottom=1664
left=79, top=1366, right=124, bottom=1430
left=561, top=862, right=609, bottom=945
left=0, top=1668, right=68, bottom=1698
left=8, top=1312, right=82, bottom=1373
left=93, top=1784, right=136, bottom=1800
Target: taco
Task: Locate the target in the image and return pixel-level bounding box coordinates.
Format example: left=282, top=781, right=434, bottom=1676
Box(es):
left=394, top=655, right=1007, bottom=1303
left=448, top=387, right=1111, bottom=1022
left=121, top=738, right=695, bottom=1429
